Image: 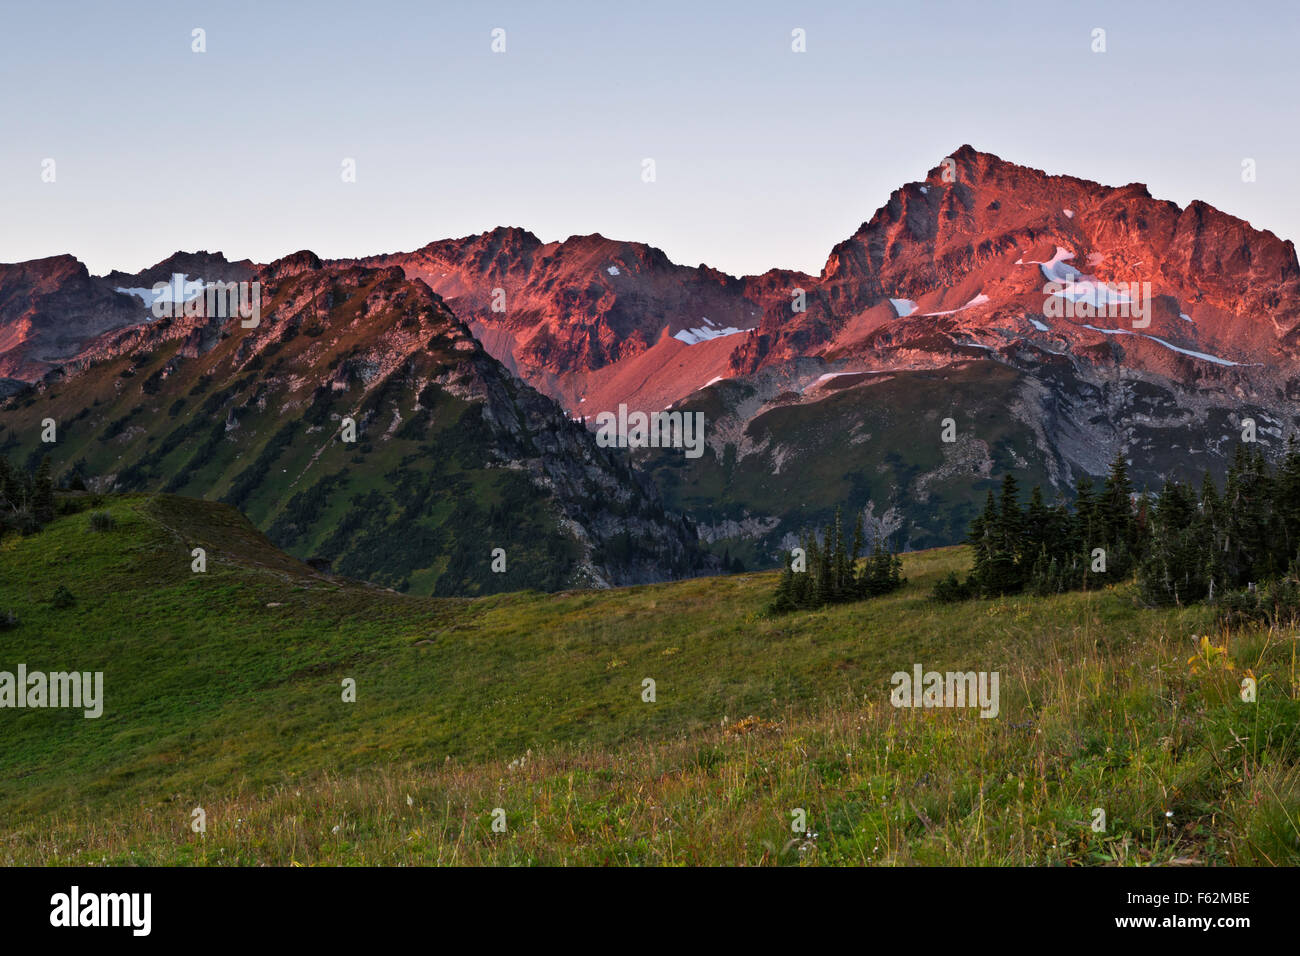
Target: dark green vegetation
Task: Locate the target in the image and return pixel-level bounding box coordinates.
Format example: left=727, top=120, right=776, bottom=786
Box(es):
left=937, top=442, right=1300, bottom=624
left=639, top=364, right=1061, bottom=570
left=770, top=507, right=904, bottom=613
left=1, top=493, right=1297, bottom=865
left=0, top=264, right=702, bottom=596
left=639, top=358, right=1287, bottom=576
left=0, top=454, right=56, bottom=535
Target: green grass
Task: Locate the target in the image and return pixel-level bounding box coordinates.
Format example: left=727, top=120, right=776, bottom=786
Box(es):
left=1, top=493, right=1298, bottom=865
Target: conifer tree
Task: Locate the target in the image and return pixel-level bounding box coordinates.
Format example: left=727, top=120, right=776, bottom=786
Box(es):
left=814, top=525, right=833, bottom=606
left=1024, top=485, right=1049, bottom=567
left=831, top=509, right=848, bottom=601
left=1138, top=481, right=1206, bottom=605
left=1073, top=475, right=1096, bottom=567
left=850, top=510, right=864, bottom=593
left=33, top=456, right=55, bottom=526
left=771, top=552, right=796, bottom=613
left=1276, top=436, right=1300, bottom=560
left=1097, top=451, right=1139, bottom=577
left=968, top=490, right=998, bottom=592
left=976, top=473, right=1024, bottom=595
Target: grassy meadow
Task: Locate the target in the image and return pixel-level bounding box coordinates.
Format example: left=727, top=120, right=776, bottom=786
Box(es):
left=1, top=493, right=1298, bottom=865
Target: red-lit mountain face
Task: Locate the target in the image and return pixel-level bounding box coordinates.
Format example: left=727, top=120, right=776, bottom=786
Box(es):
left=355, top=229, right=807, bottom=415
left=0, top=251, right=255, bottom=385
left=4, top=147, right=1299, bottom=569
left=356, top=147, right=1299, bottom=416
left=731, top=144, right=1300, bottom=386
left=350, top=148, right=1300, bottom=563
left=0, top=255, right=142, bottom=382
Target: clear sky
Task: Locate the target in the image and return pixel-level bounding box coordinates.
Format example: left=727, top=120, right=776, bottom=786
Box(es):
left=2, top=0, right=1296, bottom=278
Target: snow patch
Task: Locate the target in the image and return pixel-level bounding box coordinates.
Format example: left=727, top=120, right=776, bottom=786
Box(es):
left=116, top=272, right=207, bottom=309
left=673, top=325, right=749, bottom=345
left=1180, top=312, right=1193, bottom=322
left=815, top=372, right=861, bottom=384
left=1029, top=318, right=1050, bottom=332
left=889, top=298, right=917, bottom=317
left=1034, top=246, right=1080, bottom=283
left=799, top=371, right=868, bottom=394
left=606, top=265, right=620, bottom=276
left=1063, top=209, right=1074, bottom=218
left=1022, top=247, right=1137, bottom=312
left=921, top=293, right=990, bottom=317
left=1082, top=325, right=1243, bottom=366
left=1049, top=278, right=1133, bottom=311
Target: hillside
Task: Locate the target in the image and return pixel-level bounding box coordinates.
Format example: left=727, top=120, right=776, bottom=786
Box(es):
left=0, top=256, right=706, bottom=595
left=1, top=493, right=1296, bottom=865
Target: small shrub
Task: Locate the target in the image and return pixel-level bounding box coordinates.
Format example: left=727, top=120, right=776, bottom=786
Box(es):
left=1266, top=576, right=1300, bottom=626
left=931, top=571, right=973, bottom=603
left=1217, top=577, right=1300, bottom=629
left=0, top=509, right=40, bottom=536
left=50, top=585, right=76, bottom=609
left=0, top=610, right=18, bottom=631
left=89, top=510, right=116, bottom=533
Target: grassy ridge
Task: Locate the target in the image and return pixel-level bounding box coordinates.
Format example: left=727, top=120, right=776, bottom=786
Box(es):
left=0, top=270, right=592, bottom=596
left=1, top=494, right=1298, bottom=864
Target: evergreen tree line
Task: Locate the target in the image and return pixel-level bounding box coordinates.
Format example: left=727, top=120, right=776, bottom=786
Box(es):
left=770, top=507, right=905, bottom=613
left=933, top=441, right=1300, bottom=616
left=0, top=454, right=57, bottom=534
left=0, top=454, right=94, bottom=535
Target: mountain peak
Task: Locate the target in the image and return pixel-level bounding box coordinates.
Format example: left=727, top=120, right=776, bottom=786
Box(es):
left=265, top=250, right=324, bottom=280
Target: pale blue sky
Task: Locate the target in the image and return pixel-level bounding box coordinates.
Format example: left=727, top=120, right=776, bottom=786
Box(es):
left=1, top=0, right=1296, bottom=277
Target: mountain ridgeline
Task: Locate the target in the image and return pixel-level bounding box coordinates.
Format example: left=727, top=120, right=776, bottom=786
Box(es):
left=0, top=255, right=708, bottom=595
left=3, top=146, right=1300, bottom=582
left=353, top=147, right=1300, bottom=568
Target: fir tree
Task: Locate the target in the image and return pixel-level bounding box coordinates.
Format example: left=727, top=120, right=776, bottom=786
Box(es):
left=33, top=456, right=55, bottom=526
left=771, top=552, right=797, bottom=613
left=814, top=526, right=833, bottom=606
left=1024, top=485, right=1049, bottom=567
left=968, top=490, right=998, bottom=591
left=850, top=510, right=864, bottom=595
